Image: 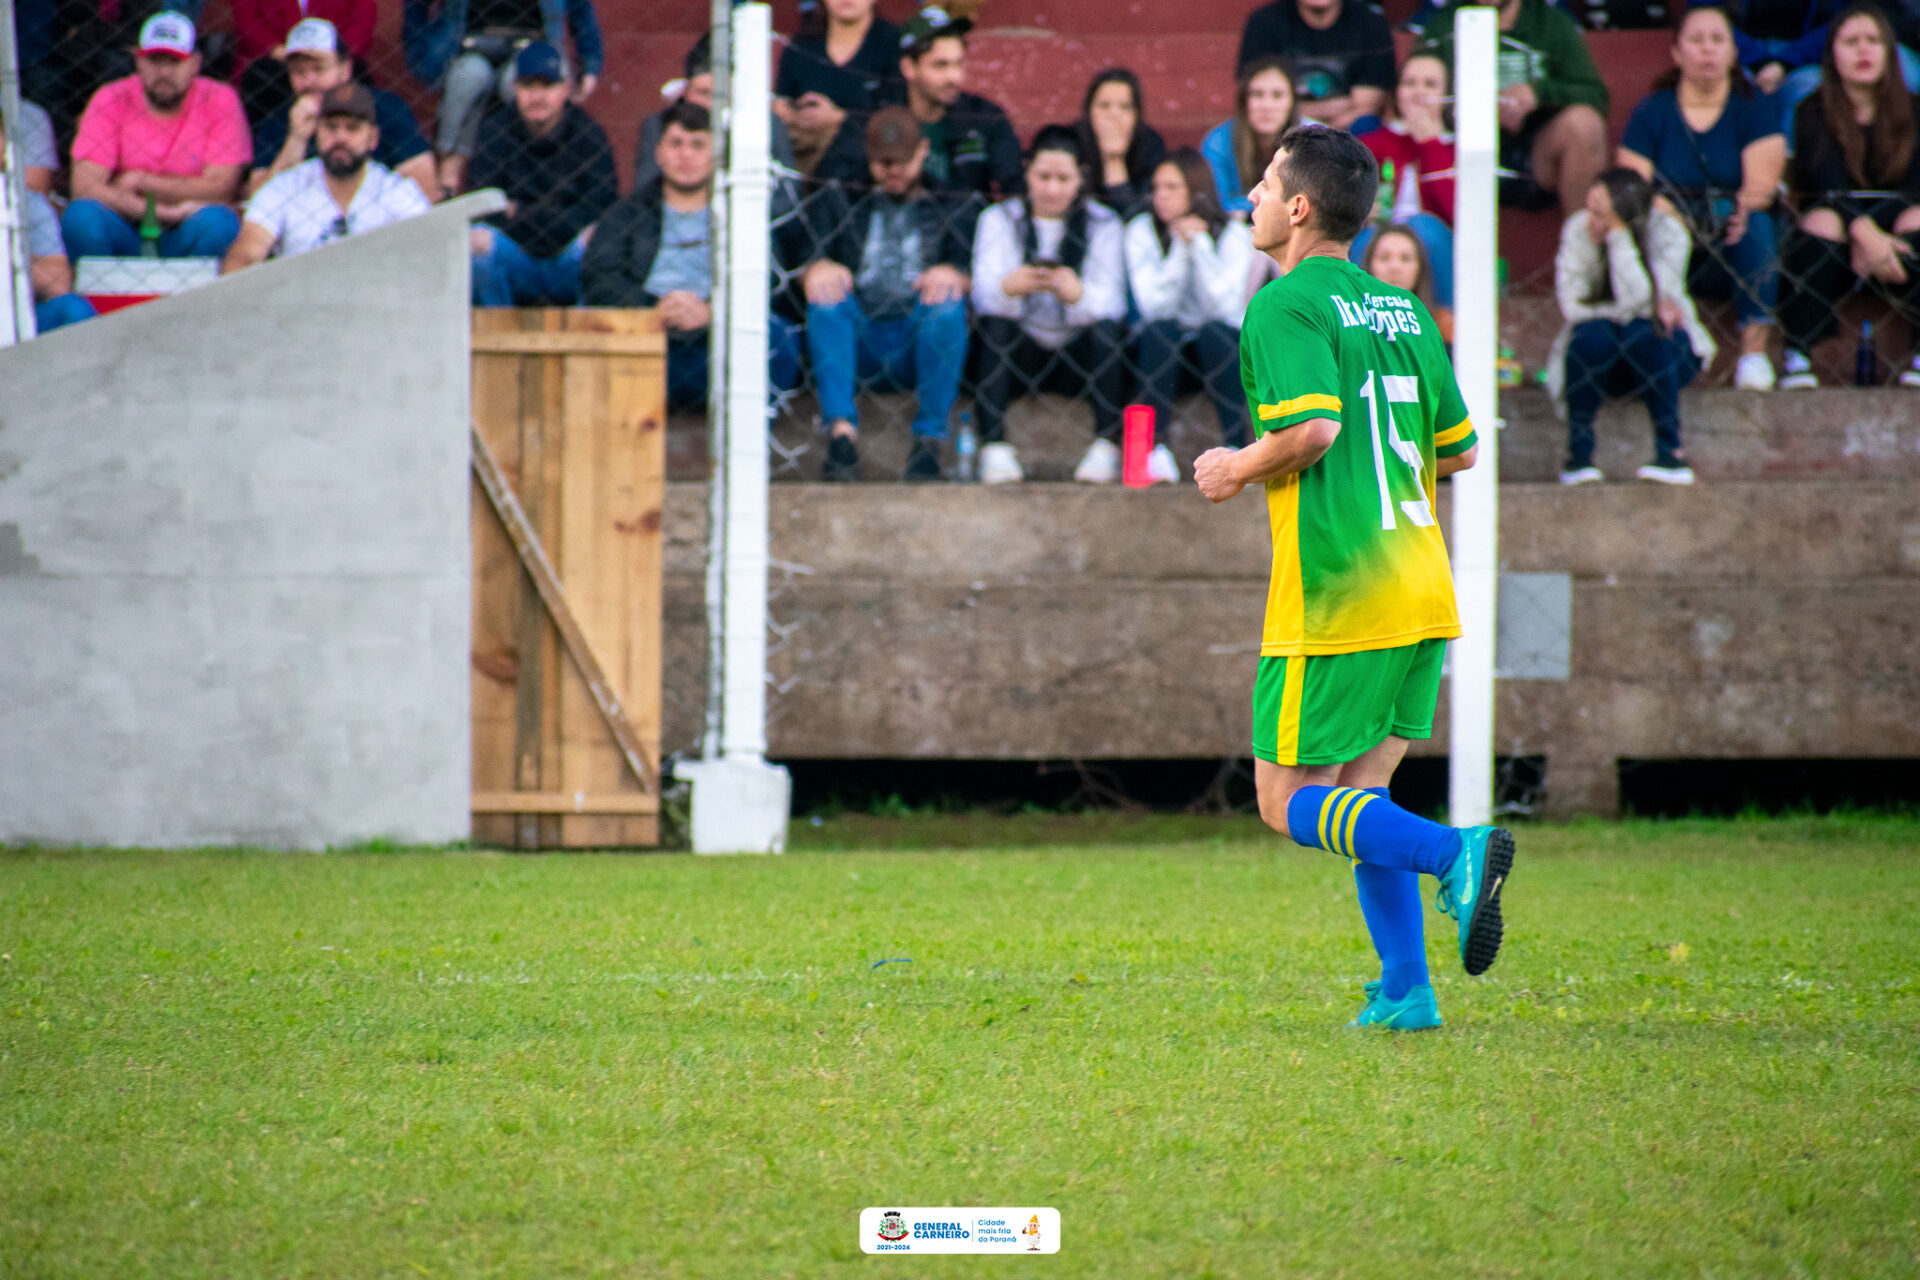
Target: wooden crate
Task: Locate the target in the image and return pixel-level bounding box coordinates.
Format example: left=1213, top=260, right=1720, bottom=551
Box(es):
left=470, top=309, right=667, bottom=848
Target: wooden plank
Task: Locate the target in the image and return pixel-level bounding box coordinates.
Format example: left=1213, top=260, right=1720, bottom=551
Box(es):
left=471, top=330, right=667, bottom=355
left=470, top=310, right=530, bottom=849
left=470, top=423, right=660, bottom=798
left=556, top=320, right=625, bottom=845
left=472, top=791, right=660, bottom=815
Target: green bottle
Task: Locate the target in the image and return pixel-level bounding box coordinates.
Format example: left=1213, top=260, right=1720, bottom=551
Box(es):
left=1373, top=159, right=1395, bottom=226
left=139, top=194, right=162, bottom=258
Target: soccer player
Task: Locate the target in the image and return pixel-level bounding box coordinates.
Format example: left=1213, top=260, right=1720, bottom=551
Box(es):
left=1194, top=126, right=1513, bottom=1031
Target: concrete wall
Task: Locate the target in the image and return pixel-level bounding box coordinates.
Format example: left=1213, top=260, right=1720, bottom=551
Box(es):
left=0, top=196, right=498, bottom=848
left=659, top=480, right=1920, bottom=817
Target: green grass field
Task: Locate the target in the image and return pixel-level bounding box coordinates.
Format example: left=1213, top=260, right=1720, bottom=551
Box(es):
left=4, top=815, right=1918, bottom=1278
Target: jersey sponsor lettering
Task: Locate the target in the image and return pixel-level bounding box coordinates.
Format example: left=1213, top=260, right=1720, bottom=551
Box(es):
left=1239, top=255, right=1477, bottom=656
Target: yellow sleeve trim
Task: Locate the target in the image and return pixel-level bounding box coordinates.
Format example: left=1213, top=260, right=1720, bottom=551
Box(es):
left=1258, top=393, right=1342, bottom=421
left=1434, top=418, right=1474, bottom=447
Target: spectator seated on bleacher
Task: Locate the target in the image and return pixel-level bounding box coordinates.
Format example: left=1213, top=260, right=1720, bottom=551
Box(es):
left=1236, top=0, right=1394, bottom=131
left=1418, top=0, right=1610, bottom=213
left=1548, top=168, right=1715, bottom=486
left=466, top=41, right=616, bottom=307
left=581, top=101, right=801, bottom=413
left=820, top=6, right=1023, bottom=202
left=970, top=125, right=1129, bottom=486
left=8, top=106, right=97, bottom=333
left=1362, top=223, right=1454, bottom=341
left=404, top=0, right=604, bottom=194
left=221, top=83, right=433, bottom=272
left=1778, top=4, right=1920, bottom=388
left=229, top=0, right=377, bottom=121
left=248, top=19, right=437, bottom=204
left=1618, top=5, right=1784, bottom=391
left=1734, top=0, right=1920, bottom=121
left=1353, top=53, right=1457, bottom=306
left=62, top=13, right=248, bottom=262
left=18, top=98, right=59, bottom=195
left=1075, top=68, right=1168, bottom=217
left=801, top=107, right=973, bottom=484
left=774, top=0, right=900, bottom=176
left=1125, top=146, right=1252, bottom=460
left=634, top=35, right=796, bottom=191
left=1204, top=56, right=1306, bottom=216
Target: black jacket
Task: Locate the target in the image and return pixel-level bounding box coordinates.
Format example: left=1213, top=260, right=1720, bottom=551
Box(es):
left=581, top=178, right=807, bottom=314
left=816, top=90, right=1025, bottom=200
left=470, top=102, right=617, bottom=259
left=580, top=177, right=674, bottom=307
left=803, top=183, right=979, bottom=276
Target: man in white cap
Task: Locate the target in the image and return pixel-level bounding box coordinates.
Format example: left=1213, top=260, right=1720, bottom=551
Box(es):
left=63, top=11, right=251, bottom=259
left=248, top=18, right=437, bottom=202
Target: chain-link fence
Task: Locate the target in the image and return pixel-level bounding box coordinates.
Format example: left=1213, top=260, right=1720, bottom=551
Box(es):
left=11, top=0, right=1920, bottom=469
left=4, top=0, right=705, bottom=318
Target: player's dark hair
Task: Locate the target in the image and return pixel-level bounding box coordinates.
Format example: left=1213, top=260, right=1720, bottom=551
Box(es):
left=1274, top=124, right=1376, bottom=244
left=661, top=99, right=711, bottom=135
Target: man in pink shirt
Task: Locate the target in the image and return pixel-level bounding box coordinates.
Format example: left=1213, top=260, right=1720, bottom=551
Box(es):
left=63, top=12, right=251, bottom=260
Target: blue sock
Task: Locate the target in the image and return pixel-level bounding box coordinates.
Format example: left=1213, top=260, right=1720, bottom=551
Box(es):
left=1351, top=789, right=1429, bottom=1001
left=1286, top=784, right=1462, bottom=876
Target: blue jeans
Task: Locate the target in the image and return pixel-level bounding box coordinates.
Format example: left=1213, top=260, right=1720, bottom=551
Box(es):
left=1563, top=318, right=1701, bottom=469
left=1350, top=212, right=1455, bottom=307
left=60, top=199, right=240, bottom=259
left=805, top=296, right=968, bottom=439
left=665, top=317, right=802, bottom=414
left=1779, top=47, right=1920, bottom=127
left=1685, top=203, right=1777, bottom=327
left=472, top=228, right=587, bottom=307
left=35, top=293, right=97, bottom=332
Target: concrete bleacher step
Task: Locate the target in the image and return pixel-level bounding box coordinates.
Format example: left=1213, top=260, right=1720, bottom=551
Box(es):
left=666, top=383, right=1920, bottom=485
left=1498, top=385, right=1920, bottom=482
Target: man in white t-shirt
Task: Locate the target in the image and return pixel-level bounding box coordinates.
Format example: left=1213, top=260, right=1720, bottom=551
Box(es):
left=222, top=83, right=431, bottom=272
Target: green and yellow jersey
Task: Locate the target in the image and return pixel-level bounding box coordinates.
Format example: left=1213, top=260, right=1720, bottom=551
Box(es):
left=1240, top=254, right=1478, bottom=658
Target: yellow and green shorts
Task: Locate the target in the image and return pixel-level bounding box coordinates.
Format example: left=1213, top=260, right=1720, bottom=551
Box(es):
left=1251, top=639, right=1448, bottom=767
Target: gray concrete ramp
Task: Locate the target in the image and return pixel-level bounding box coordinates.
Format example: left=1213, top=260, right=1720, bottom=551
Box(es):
left=0, top=195, right=502, bottom=848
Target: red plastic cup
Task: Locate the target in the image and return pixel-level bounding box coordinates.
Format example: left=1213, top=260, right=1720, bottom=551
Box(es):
left=1122, top=404, right=1155, bottom=488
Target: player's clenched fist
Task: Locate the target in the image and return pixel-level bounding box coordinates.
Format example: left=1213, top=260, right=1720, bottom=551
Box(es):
left=1193, top=447, right=1245, bottom=503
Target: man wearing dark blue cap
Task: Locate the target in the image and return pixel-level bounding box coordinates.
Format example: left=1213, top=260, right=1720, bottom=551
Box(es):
left=468, top=40, right=617, bottom=305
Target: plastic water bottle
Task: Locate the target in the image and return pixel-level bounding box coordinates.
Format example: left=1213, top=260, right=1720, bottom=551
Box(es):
left=1855, top=320, right=1877, bottom=386
left=955, top=413, right=977, bottom=482
left=139, top=194, right=162, bottom=259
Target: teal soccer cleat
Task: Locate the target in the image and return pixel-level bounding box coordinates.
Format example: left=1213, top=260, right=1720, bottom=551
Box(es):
left=1438, top=826, right=1515, bottom=976
left=1347, top=980, right=1442, bottom=1030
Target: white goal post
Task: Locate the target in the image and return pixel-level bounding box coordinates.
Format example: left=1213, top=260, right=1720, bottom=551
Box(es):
left=677, top=1, right=793, bottom=854
left=1448, top=7, right=1500, bottom=827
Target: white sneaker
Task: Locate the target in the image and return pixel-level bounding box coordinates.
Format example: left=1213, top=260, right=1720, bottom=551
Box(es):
left=1636, top=463, right=1696, bottom=485
left=1779, top=350, right=1818, bottom=390
left=1899, top=358, right=1920, bottom=387
left=1734, top=352, right=1776, bottom=391
left=1559, top=465, right=1604, bottom=485
left=978, top=441, right=1024, bottom=485
left=1145, top=443, right=1179, bottom=485
left=1073, top=437, right=1121, bottom=484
